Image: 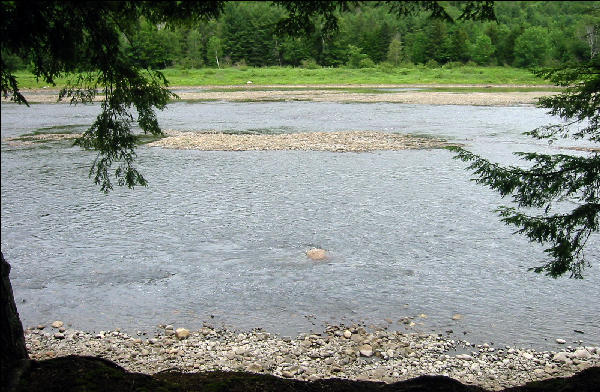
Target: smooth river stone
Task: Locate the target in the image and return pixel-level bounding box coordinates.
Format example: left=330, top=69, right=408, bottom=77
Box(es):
left=306, top=248, right=328, bottom=260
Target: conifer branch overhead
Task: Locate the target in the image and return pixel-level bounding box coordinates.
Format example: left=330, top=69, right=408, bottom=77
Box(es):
left=451, top=57, right=599, bottom=278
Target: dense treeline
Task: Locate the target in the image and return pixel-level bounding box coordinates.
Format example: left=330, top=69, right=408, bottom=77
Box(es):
left=4, top=1, right=599, bottom=71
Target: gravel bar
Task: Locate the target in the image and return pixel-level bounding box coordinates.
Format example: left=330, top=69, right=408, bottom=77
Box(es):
left=146, top=130, right=456, bottom=152
left=2, top=85, right=557, bottom=105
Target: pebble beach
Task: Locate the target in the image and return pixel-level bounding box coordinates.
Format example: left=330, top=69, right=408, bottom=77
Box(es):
left=26, top=322, right=600, bottom=391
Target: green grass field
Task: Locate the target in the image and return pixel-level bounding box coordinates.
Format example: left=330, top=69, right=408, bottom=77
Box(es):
left=13, top=65, right=550, bottom=89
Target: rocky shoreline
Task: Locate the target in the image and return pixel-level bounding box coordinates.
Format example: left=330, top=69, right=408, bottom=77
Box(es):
left=25, top=323, right=600, bottom=391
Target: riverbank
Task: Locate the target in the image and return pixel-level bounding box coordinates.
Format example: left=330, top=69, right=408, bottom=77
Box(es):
left=11, top=66, right=549, bottom=89
left=1, top=84, right=557, bottom=105
left=24, top=323, right=600, bottom=391
left=172, top=86, right=557, bottom=105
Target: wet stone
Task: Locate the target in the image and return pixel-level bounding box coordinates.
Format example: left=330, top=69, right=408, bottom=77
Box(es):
left=51, top=321, right=64, bottom=328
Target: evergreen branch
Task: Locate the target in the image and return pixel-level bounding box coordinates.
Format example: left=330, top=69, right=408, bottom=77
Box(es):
left=498, top=204, right=598, bottom=278
left=450, top=147, right=600, bottom=209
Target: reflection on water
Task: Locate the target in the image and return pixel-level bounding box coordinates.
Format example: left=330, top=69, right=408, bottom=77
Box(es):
left=1, top=101, right=598, bottom=350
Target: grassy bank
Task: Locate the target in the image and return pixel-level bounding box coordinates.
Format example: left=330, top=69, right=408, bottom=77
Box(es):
left=13, top=65, right=548, bottom=89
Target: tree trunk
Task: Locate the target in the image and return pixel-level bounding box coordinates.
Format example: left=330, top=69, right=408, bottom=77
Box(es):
left=1, top=251, right=29, bottom=389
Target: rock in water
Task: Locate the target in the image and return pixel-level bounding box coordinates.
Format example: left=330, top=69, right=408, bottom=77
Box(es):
left=51, top=321, right=64, bottom=328
left=306, top=248, right=328, bottom=260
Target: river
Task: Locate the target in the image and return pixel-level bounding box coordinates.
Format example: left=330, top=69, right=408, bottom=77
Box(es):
left=1, top=100, right=598, bottom=350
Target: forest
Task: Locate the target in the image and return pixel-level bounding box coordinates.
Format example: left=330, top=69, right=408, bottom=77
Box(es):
left=5, top=1, right=596, bottom=73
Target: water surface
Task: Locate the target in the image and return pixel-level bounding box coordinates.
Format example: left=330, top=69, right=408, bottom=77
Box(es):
left=1, top=101, right=598, bottom=350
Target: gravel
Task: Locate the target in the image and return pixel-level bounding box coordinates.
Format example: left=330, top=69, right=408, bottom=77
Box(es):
left=146, top=130, right=456, bottom=152
left=2, top=85, right=557, bottom=105
left=25, top=323, right=600, bottom=391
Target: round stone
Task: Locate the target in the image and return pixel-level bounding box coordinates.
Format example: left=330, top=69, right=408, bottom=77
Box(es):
left=358, top=344, right=373, bottom=357
left=553, top=352, right=571, bottom=363
left=175, top=328, right=190, bottom=340
left=574, top=348, right=591, bottom=359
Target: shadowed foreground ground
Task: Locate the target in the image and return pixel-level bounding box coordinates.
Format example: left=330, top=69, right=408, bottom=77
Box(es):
left=14, top=356, right=599, bottom=392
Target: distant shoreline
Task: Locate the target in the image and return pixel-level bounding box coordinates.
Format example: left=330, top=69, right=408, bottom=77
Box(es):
left=2, top=84, right=557, bottom=106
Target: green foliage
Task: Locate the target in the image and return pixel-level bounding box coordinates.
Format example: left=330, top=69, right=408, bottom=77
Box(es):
left=425, top=20, right=449, bottom=63
left=64, top=69, right=175, bottom=192
left=125, top=20, right=182, bottom=70
left=451, top=57, right=600, bottom=278
left=300, top=58, right=320, bottom=69
left=386, top=34, right=404, bottom=66
left=346, top=45, right=371, bottom=68
left=0, top=1, right=213, bottom=191
left=184, top=29, right=206, bottom=68
left=425, top=59, right=440, bottom=68
left=470, top=34, right=495, bottom=65
left=281, top=37, right=313, bottom=66
left=1, top=48, right=25, bottom=72
left=14, top=65, right=547, bottom=88
left=408, top=32, right=429, bottom=64
left=485, top=23, right=516, bottom=65
left=358, top=57, right=376, bottom=68
left=221, top=2, right=285, bottom=67
left=206, top=36, right=223, bottom=68
left=445, top=26, right=470, bottom=63
left=513, top=26, right=550, bottom=67
left=18, top=2, right=589, bottom=70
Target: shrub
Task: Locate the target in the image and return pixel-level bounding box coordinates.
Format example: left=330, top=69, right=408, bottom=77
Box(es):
left=235, top=59, right=248, bottom=71
left=359, top=58, right=376, bottom=68
left=377, top=61, right=396, bottom=73
left=442, top=61, right=464, bottom=69
left=300, top=58, right=320, bottom=69
left=425, top=59, right=440, bottom=68
left=346, top=44, right=370, bottom=68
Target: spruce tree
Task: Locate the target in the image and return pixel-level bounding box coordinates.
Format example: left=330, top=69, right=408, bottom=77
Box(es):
left=451, top=58, right=599, bottom=278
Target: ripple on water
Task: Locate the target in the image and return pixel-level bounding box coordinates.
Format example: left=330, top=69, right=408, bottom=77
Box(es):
left=1, top=102, right=599, bottom=350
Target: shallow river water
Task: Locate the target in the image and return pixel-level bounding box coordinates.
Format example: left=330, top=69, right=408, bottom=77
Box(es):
left=1, top=100, right=598, bottom=350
